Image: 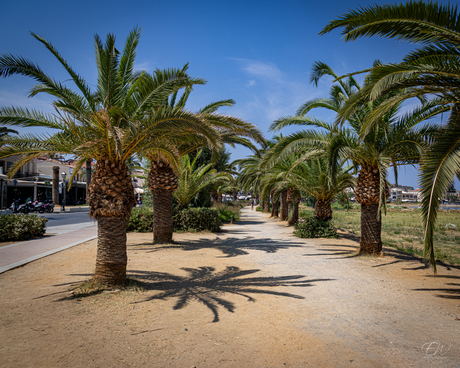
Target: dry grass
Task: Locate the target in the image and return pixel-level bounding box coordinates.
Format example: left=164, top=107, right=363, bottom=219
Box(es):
left=300, top=204, right=460, bottom=264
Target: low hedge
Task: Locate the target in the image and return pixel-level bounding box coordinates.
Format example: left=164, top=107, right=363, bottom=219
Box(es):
left=0, top=214, right=48, bottom=242
left=174, top=208, right=221, bottom=232
left=294, top=216, right=339, bottom=239
left=127, top=207, right=221, bottom=233
left=127, top=207, right=154, bottom=232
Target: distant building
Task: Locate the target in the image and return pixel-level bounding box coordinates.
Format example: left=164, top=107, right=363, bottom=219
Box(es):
left=0, top=156, right=88, bottom=209
left=389, top=186, right=421, bottom=202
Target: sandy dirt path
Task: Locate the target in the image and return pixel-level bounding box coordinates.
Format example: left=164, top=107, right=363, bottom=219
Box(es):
left=1, top=206, right=459, bottom=367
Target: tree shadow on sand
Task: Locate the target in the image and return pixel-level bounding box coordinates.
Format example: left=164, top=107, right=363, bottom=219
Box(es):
left=132, top=236, right=306, bottom=258
left=128, top=266, right=334, bottom=322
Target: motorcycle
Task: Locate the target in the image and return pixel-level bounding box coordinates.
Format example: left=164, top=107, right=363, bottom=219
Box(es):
left=32, top=200, right=46, bottom=213
left=10, top=199, right=31, bottom=214
left=43, top=200, right=54, bottom=213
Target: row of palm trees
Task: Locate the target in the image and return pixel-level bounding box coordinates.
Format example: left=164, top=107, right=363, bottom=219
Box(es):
left=235, top=1, right=459, bottom=271
left=0, top=28, right=263, bottom=286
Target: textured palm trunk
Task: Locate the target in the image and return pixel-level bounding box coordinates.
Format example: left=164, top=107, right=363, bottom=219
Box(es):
left=288, top=196, right=301, bottom=226
left=87, top=160, right=136, bottom=286
left=354, top=164, right=387, bottom=255
left=314, top=199, right=332, bottom=221
left=360, top=203, right=382, bottom=255
left=152, top=189, right=174, bottom=243
left=148, top=160, right=178, bottom=244
left=280, top=190, right=288, bottom=221
left=264, top=196, right=270, bottom=212
left=94, top=217, right=127, bottom=284
left=52, top=166, right=59, bottom=204
left=286, top=187, right=295, bottom=218
left=270, top=190, right=279, bottom=217
left=232, top=189, right=237, bottom=201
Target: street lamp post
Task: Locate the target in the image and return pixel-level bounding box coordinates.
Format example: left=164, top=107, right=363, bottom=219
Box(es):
left=61, top=172, right=67, bottom=212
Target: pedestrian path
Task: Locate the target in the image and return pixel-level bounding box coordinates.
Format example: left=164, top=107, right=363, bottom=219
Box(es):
left=0, top=225, right=97, bottom=274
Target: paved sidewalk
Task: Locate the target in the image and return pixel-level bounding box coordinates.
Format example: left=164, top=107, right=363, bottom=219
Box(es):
left=0, top=225, right=97, bottom=274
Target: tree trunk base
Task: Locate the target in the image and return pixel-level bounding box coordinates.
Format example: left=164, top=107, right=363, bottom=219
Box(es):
left=94, top=216, right=127, bottom=286
left=359, top=203, right=383, bottom=256
left=153, top=189, right=173, bottom=244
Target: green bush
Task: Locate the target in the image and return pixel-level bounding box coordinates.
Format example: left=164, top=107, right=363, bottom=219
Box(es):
left=294, top=217, right=339, bottom=239
left=255, top=206, right=262, bottom=211
left=174, top=208, right=221, bottom=232
left=213, top=202, right=241, bottom=222
left=0, top=214, right=48, bottom=241
left=128, top=207, right=222, bottom=233
left=127, top=207, right=153, bottom=232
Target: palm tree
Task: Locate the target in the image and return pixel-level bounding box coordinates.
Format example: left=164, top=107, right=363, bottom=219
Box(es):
left=270, top=62, right=439, bottom=255
left=289, top=158, right=355, bottom=222
left=0, top=28, right=215, bottom=285
left=145, top=89, right=263, bottom=244
left=321, top=0, right=460, bottom=269
left=174, top=150, right=232, bottom=209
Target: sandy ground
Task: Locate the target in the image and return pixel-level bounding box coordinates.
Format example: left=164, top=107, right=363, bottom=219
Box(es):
left=1, top=207, right=460, bottom=367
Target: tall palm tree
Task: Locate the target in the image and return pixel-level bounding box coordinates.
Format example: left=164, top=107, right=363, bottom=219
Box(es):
left=145, top=89, right=263, bottom=244
left=270, top=62, right=439, bottom=255
left=321, top=0, right=460, bottom=269
left=0, top=28, right=215, bottom=285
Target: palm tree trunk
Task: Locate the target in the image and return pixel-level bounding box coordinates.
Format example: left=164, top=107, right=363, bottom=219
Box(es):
left=314, top=199, right=332, bottom=221
left=286, top=187, right=294, bottom=219
left=87, top=160, right=136, bottom=286
left=355, top=164, right=385, bottom=255
left=288, top=196, right=301, bottom=226
left=152, top=189, right=174, bottom=244
left=359, top=203, right=382, bottom=255
left=264, top=197, right=270, bottom=212
left=280, top=190, right=288, bottom=221
left=94, top=216, right=127, bottom=284
left=271, top=199, right=279, bottom=217
left=147, top=160, right=178, bottom=244
left=52, top=166, right=59, bottom=205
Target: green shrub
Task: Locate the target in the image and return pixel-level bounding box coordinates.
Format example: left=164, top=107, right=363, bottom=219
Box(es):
left=0, top=214, right=47, bottom=241
left=213, top=202, right=241, bottom=222
left=174, top=208, right=221, bottom=232
left=127, top=207, right=153, bottom=232
left=255, top=206, right=262, bottom=211
left=128, top=207, right=222, bottom=233
left=294, top=217, right=339, bottom=239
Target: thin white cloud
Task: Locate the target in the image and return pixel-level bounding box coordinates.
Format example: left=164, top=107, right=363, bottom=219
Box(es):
left=230, top=58, right=326, bottom=131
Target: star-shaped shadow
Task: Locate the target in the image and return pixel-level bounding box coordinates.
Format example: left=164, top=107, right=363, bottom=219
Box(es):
left=129, top=266, right=334, bottom=322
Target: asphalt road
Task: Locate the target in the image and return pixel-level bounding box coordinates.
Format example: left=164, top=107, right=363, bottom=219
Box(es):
left=37, top=210, right=96, bottom=235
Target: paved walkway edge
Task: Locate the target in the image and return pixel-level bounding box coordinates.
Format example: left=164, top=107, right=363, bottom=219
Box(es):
left=0, top=235, right=97, bottom=274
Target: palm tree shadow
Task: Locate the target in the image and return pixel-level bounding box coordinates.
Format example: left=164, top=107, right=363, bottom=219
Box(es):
left=145, top=236, right=306, bottom=257
left=128, top=266, right=334, bottom=322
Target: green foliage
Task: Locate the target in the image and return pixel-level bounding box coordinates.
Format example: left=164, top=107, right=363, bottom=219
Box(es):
left=127, top=207, right=154, bottom=232
left=128, top=206, right=224, bottom=233
left=294, top=216, right=339, bottom=239
left=213, top=202, right=241, bottom=222
left=174, top=208, right=221, bottom=232
left=141, top=182, right=153, bottom=208
left=0, top=214, right=47, bottom=241
left=255, top=206, right=262, bottom=212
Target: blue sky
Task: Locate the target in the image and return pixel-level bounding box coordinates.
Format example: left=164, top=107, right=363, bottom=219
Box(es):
left=1, top=0, right=459, bottom=189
